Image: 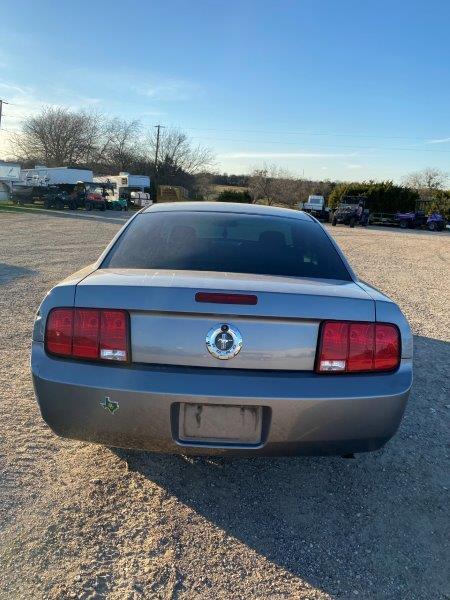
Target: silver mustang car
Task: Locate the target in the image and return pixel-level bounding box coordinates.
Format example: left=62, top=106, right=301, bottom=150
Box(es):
left=31, top=202, right=412, bottom=456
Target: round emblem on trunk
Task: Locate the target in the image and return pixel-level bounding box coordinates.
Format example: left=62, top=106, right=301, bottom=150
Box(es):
left=206, top=324, right=243, bottom=360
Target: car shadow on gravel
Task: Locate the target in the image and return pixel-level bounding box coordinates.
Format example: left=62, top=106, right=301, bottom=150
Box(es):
left=117, top=335, right=449, bottom=598
left=4, top=207, right=131, bottom=224
left=0, top=263, right=37, bottom=284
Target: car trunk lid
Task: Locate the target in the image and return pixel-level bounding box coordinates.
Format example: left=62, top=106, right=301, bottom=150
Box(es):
left=75, top=269, right=375, bottom=370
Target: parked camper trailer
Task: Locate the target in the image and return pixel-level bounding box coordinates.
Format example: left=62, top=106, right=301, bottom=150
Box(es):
left=0, top=161, right=21, bottom=201
left=94, top=172, right=151, bottom=207
left=20, top=166, right=93, bottom=187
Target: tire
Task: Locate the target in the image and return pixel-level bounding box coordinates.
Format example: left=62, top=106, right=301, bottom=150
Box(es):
left=85, top=201, right=93, bottom=211
left=428, top=222, right=436, bottom=231
left=100, top=203, right=106, bottom=211
left=349, top=217, right=355, bottom=228
left=55, top=200, right=64, bottom=210
left=332, top=218, right=337, bottom=226
left=399, top=220, right=408, bottom=229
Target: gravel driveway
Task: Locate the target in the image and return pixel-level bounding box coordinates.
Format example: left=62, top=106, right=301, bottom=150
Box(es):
left=0, top=210, right=448, bottom=599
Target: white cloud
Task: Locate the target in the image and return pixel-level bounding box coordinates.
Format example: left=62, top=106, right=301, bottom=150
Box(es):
left=133, top=79, right=201, bottom=102
left=426, top=136, right=450, bottom=144
left=0, top=78, right=86, bottom=155
left=219, top=151, right=358, bottom=159
left=0, top=80, right=33, bottom=95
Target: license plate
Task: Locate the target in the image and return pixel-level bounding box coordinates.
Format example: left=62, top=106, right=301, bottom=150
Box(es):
left=179, top=403, right=262, bottom=444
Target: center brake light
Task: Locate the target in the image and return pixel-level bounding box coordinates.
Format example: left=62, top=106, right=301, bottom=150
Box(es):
left=45, top=308, right=129, bottom=363
left=316, top=321, right=400, bottom=373
left=195, top=292, right=258, bottom=305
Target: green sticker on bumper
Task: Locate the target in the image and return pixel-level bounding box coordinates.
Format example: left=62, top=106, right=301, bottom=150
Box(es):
left=100, top=397, right=119, bottom=414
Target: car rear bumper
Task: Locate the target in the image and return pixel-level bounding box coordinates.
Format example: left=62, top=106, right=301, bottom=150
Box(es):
left=31, top=342, right=412, bottom=456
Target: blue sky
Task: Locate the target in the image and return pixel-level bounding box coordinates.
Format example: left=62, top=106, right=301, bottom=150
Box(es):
left=1, top=0, right=449, bottom=181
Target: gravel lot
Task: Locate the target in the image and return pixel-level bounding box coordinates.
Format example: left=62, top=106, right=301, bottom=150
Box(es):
left=0, top=209, right=449, bottom=600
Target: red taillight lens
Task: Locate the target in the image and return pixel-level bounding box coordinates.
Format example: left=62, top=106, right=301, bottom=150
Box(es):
left=374, top=324, right=400, bottom=371
left=347, top=323, right=374, bottom=372
left=73, top=309, right=100, bottom=359
left=316, top=321, right=400, bottom=373
left=99, top=310, right=128, bottom=362
left=45, top=308, right=129, bottom=363
left=45, top=308, right=73, bottom=356
left=318, top=322, right=348, bottom=372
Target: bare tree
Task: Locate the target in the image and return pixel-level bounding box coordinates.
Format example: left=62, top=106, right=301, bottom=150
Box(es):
left=403, top=167, right=448, bottom=198
left=11, top=106, right=101, bottom=166
left=10, top=106, right=144, bottom=173
left=248, top=164, right=298, bottom=206
left=96, top=118, right=143, bottom=172
left=147, top=127, right=215, bottom=174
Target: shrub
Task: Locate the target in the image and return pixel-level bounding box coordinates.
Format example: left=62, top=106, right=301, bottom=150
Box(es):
left=216, top=190, right=252, bottom=203
left=328, top=181, right=419, bottom=213
left=428, top=191, right=450, bottom=219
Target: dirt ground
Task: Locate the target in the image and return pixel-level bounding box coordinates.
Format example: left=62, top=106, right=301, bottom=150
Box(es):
left=0, top=209, right=449, bottom=600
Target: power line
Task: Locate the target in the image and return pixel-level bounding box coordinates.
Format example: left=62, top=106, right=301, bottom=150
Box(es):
left=180, top=125, right=448, bottom=143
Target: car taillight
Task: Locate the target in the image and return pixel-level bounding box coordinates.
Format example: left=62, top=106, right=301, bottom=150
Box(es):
left=316, top=321, right=400, bottom=373
left=45, top=308, right=129, bottom=363
left=99, top=310, right=128, bottom=361
left=45, top=308, right=73, bottom=356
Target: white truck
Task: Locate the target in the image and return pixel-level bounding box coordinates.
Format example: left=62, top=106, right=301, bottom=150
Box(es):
left=300, top=195, right=330, bottom=222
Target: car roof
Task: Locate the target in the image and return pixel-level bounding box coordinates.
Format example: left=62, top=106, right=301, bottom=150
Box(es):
left=143, top=201, right=313, bottom=221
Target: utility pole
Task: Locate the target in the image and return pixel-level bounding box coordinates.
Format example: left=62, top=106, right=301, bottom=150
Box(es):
left=154, top=124, right=164, bottom=168
left=0, top=99, right=8, bottom=130
left=153, top=124, right=164, bottom=202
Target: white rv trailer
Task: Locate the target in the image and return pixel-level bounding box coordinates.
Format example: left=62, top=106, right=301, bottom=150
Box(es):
left=20, top=166, right=93, bottom=187
left=94, top=172, right=150, bottom=194
left=0, top=162, right=21, bottom=200
left=94, top=172, right=151, bottom=205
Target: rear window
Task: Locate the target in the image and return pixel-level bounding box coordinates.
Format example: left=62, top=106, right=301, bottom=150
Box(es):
left=102, top=211, right=351, bottom=281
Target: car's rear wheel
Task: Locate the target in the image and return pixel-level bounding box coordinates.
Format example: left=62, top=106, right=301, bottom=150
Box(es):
left=399, top=220, right=408, bottom=229
left=85, top=201, right=93, bottom=211
left=428, top=222, right=436, bottom=231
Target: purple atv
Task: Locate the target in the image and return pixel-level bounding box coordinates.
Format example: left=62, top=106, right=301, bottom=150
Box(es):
left=395, top=211, right=446, bottom=231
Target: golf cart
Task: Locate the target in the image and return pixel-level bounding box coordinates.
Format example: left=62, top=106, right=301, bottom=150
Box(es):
left=331, top=196, right=369, bottom=228
left=395, top=210, right=445, bottom=231
left=70, top=182, right=108, bottom=211
left=369, top=198, right=446, bottom=231
left=87, top=181, right=128, bottom=210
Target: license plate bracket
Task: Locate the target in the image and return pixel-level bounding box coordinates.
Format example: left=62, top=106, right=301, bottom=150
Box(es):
left=179, top=403, right=262, bottom=445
